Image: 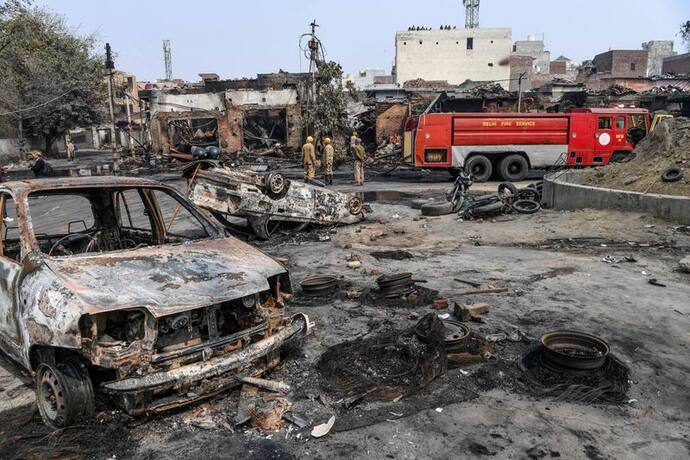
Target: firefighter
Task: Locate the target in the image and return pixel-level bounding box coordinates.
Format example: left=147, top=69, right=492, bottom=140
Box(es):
left=302, top=136, right=316, bottom=182
left=323, top=137, right=335, bottom=185
left=350, top=131, right=359, bottom=154
left=353, top=138, right=366, bottom=186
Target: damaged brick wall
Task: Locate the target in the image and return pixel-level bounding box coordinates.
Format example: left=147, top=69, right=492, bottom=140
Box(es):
left=375, top=103, right=409, bottom=144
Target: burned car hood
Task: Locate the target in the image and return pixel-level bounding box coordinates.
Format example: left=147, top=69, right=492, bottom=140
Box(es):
left=43, top=238, right=286, bottom=317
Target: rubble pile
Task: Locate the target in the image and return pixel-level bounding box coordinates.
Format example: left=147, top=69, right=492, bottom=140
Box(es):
left=581, top=117, right=690, bottom=196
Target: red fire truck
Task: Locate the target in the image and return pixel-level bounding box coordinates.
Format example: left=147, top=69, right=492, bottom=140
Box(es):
left=402, top=108, right=651, bottom=182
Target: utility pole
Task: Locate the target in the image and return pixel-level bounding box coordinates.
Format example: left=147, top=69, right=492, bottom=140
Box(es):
left=105, top=43, right=119, bottom=173
left=305, top=20, right=320, bottom=137
left=517, top=71, right=527, bottom=113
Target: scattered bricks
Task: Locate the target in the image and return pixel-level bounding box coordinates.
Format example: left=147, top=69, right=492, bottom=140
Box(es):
left=432, top=299, right=449, bottom=310
left=371, top=268, right=384, bottom=276
left=454, top=302, right=490, bottom=322
left=407, top=291, right=419, bottom=304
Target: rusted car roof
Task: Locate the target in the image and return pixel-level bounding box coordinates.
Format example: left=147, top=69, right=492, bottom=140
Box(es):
left=1, top=176, right=166, bottom=194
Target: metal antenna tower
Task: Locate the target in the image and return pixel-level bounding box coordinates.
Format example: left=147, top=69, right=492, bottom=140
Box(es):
left=163, top=39, right=173, bottom=81
left=463, top=0, right=480, bottom=29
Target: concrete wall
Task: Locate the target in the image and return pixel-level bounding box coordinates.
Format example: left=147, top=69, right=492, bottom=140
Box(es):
left=662, top=53, right=690, bottom=75
left=642, top=41, right=675, bottom=76
left=513, top=39, right=550, bottom=74
left=395, top=28, right=512, bottom=88
left=543, top=171, right=690, bottom=225
left=149, top=91, right=226, bottom=116
left=343, top=69, right=387, bottom=90
left=225, top=89, right=298, bottom=107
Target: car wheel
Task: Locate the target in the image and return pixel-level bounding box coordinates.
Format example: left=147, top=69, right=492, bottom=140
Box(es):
left=248, top=216, right=282, bottom=240
left=421, top=202, right=455, bottom=216
left=464, top=155, right=492, bottom=183
left=512, top=199, right=541, bottom=214
left=498, top=155, right=529, bottom=182
left=265, top=173, right=289, bottom=199
left=36, top=358, right=94, bottom=429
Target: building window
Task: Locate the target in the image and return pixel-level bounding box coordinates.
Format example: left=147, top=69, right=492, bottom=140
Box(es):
left=466, top=37, right=474, bottom=50
left=419, top=40, right=423, bottom=45
left=616, top=116, right=625, bottom=130
left=403, top=42, right=407, bottom=46
left=630, top=63, right=636, bottom=71
left=435, top=42, right=439, bottom=45
left=488, top=63, right=494, bottom=67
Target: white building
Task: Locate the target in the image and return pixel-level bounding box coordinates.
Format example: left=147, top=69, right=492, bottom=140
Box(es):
left=343, top=69, right=388, bottom=90
left=395, top=28, right=512, bottom=88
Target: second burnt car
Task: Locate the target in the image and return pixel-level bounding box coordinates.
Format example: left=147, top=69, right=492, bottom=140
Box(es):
left=0, top=176, right=310, bottom=428
left=183, top=161, right=365, bottom=239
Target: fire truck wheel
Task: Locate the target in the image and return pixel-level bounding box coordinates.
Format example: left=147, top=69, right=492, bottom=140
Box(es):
left=499, top=155, right=529, bottom=182
left=421, top=201, right=455, bottom=217
left=464, top=155, right=492, bottom=182
left=661, top=167, right=683, bottom=183
left=512, top=199, right=541, bottom=214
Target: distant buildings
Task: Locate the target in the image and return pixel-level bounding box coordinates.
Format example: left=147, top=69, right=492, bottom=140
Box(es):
left=394, top=27, right=512, bottom=88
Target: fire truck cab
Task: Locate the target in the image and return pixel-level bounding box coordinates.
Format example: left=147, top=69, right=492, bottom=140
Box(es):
left=403, top=108, right=650, bottom=182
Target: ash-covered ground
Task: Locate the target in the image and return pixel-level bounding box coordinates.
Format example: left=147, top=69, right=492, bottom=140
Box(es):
left=2, top=181, right=690, bottom=460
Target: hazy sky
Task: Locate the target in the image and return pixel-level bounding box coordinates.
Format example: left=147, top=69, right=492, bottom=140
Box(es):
left=41, top=0, right=690, bottom=81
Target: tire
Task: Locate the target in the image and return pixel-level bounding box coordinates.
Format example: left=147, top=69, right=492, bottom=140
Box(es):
left=661, top=167, right=683, bottom=183
left=464, top=155, right=492, bottom=183
left=517, top=188, right=540, bottom=202
left=36, top=357, right=94, bottom=429
left=512, top=199, right=541, bottom=214
left=471, top=201, right=505, bottom=216
left=421, top=201, right=455, bottom=216
left=498, top=154, right=529, bottom=182
left=265, top=173, right=289, bottom=199
left=248, top=216, right=282, bottom=240
left=497, top=182, right=519, bottom=204
left=410, top=199, right=430, bottom=210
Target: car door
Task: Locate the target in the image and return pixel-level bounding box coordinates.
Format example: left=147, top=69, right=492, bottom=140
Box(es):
left=0, top=192, right=23, bottom=360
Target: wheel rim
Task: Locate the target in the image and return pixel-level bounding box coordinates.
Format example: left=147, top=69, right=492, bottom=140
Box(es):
left=269, top=175, right=284, bottom=194
left=38, top=367, right=67, bottom=427
left=471, top=164, right=486, bottom=176
left=508, top=162, right=522, bottom=174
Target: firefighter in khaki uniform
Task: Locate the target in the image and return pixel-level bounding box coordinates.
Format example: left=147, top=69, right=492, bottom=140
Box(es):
left=353, top=138, right=366, bottom=186
left=302, top=136, right=316, bottom=182
left=323, top=137, right=335, bottom=185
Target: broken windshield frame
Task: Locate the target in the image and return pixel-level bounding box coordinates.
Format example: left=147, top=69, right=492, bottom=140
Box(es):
left=25, top=186, right=217, bottom=257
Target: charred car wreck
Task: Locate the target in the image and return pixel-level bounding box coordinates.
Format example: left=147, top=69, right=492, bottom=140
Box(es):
left=0, top=177, right=310, bottom=428
left=184, top=161, right=365, bottom=239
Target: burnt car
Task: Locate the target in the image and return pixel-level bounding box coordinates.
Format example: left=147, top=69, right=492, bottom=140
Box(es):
left=0, top=176, right=310, bottom=428
left=184, top=161, right=365, bottom=239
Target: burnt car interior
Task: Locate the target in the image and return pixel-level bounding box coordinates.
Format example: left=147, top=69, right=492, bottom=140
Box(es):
left=23, top=187, right=213, bottom=257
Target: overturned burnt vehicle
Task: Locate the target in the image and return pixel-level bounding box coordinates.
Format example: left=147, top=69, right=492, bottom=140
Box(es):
left=0, top=177, right=310, bottom=428
left=183, top=161, right=365, bottom=239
